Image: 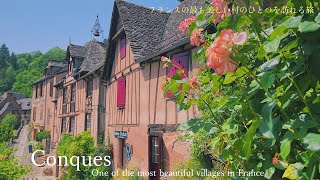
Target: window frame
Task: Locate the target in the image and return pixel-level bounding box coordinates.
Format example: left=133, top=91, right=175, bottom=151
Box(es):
left=61, top=118, right=67, bottom=133
left=69, top=117, right=75, bottom=136
left=85, top=113, right=91, bottom=131
left=86, top=79, right=93, bottom=97
left=49, top=81, right=54, bottom=97
left=70, top=84, right=76, bottom=112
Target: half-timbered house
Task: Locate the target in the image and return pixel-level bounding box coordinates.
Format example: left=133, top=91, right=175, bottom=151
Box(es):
left=103, top=0, right=204, bottom=176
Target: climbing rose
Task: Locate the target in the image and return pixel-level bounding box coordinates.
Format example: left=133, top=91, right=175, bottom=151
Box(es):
left=178, top=16, right=197, bottom=33
left=205, top=29, right=247, bottom=76
left=272, top=153, right=279, bottom=165
left=161, top=56, right=170, bottom=62
left=190, top=28, right=205, bottom=47
left=211, top=0, right=231, bottom=24
left=189, top=77, right=199, bottom=88
left=163, top=63, right=169, bottom=69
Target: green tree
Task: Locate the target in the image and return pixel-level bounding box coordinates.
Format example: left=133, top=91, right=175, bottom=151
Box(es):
left=0, top=114, right=20, bottom=142
left=4, top=66, right=16, bottom=91
left=12, top=69, right=42, bottom=97
left=9, top=53, right=18, bottom=70
left=0, top=44, right=9, bottom=68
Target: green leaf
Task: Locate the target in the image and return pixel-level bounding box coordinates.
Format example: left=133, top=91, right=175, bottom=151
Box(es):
left=315, top=12, right=320, bottom=24
left=264, top=36, right=281, bottom=53
left=242, top=120, right=260, bottom=160
left=280, top=132, right=294, bottom=160
left=258, top=72, right=276, bottom=90
left=283, top=16, right=302, bottom=28
left=259, top=101, right=279, bottom=146
left=299, top=21, right=320, bottom=33
left=176, top=118, right=203, bottom=131
left=181, top=84, right=190, bottom=93
left=303, top=133, right=320, bottom=152
left=176, top=93, right=185, bottom=104
left=282, top=163, right=304, bottom=179
left=269, top=25, right=288, bottom=40
left=259, top=56, right=280, bottom=72
left=264, top=167, right=275, bottom=179
left=169, top=81, right=180, bottom=95
left=235, top=66, right=248, bottom=77
left=223, top=73, right=237, bottom=84
left=176, top=78, right=188, bottom=84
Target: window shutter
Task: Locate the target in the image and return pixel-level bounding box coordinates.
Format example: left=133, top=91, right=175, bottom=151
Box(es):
left=117, top=77, right=126, bottom=108
left=166, top=52, right=189, bottom=98
left=120, top=37, right=126, bottom=59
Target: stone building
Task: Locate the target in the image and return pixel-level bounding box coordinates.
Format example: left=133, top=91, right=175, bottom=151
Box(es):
left=0, top=92, right=31, bottom=125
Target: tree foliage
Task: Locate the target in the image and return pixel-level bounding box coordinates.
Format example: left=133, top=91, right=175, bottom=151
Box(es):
left=164, top=0, right=320, bottom=179
left=57, top=131, right=113, bottom=180
left=0, top=113, right=20, bottom=142
left=0, top=44, right=66, bottom=96
left=0, top=142, right=31, bottom=179
left=35, top=130, right=51, bottom=141
left=0, top=114, right=30, bottom=178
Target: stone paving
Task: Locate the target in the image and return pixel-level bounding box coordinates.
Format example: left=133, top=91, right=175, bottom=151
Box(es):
left=12, top=125, right=57, bottom=180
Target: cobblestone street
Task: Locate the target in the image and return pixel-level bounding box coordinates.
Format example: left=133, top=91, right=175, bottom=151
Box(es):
left=13, top=125, right=57, bottom=180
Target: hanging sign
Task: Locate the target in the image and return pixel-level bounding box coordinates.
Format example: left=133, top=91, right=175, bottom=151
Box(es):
left=114, top=131, right=128, bottom=139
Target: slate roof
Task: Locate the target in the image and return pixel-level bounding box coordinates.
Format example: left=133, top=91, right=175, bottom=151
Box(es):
left=17, top=98, right=32, bottom=110
left=156, top=0, right=206, bottom=51
left=78, top=40, right=108, bottom=74
left=2, top=92, right=26, bottom=100
left=45, top=60, right=66, bottom=69
left=115, top=0, right=170, bottom=59
left=32, top=63, right=67, bottom=85
left=137, top=0, right=207, bottom=62
left=68, top=44, right=86, bottom=58
left=0, top=103, right=10, bottom=115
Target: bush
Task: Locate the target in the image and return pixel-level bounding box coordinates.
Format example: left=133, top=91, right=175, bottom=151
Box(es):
left=35, top=130, right=50, bottom=141
left=57, top=131, right=114, bottom=180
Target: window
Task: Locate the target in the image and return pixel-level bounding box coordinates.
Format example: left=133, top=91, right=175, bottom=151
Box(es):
left=61, top=118, right=67, bottom=133
left=70, top=84, right=76, bottom=112
left=166, top=52, right=189, bottom=98
left=49, top=81, right=53, bottom=97
left=86, top=79, right=93, bottom=97
left=62, top=88, right=67, bottom=114
left=117, top=77, right=126, bottom=109
left=69, top=117, right=75, bottom=136
left=120, top=36, right=126, bottom=59
left=85, top=113, right=91, bottom=131
left=40, top=83, right=44, bottom=97
left=35, top=85, right=38, bottom=98
left=152, top=137, right=159, bottom=163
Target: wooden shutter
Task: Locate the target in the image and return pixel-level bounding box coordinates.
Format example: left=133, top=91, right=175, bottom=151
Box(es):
left=166, top=52, right=189, bottom=98
left=120, top=37, right=126, bottom=59
left=117, top=77, right=126, bottom=108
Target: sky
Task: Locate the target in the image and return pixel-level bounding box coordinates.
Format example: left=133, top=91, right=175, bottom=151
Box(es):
left=0, top=0, right=179, bottom=54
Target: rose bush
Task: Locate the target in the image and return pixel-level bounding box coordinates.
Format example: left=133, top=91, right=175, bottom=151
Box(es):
left=164, top=0, right=320, bottom=179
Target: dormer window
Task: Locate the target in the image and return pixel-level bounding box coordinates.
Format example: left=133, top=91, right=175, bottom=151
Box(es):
left=120, top=36, right=126, bottom=59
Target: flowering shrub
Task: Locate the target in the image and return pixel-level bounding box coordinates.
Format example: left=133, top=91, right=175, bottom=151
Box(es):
left=164, top=0, right=320, bottom=179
